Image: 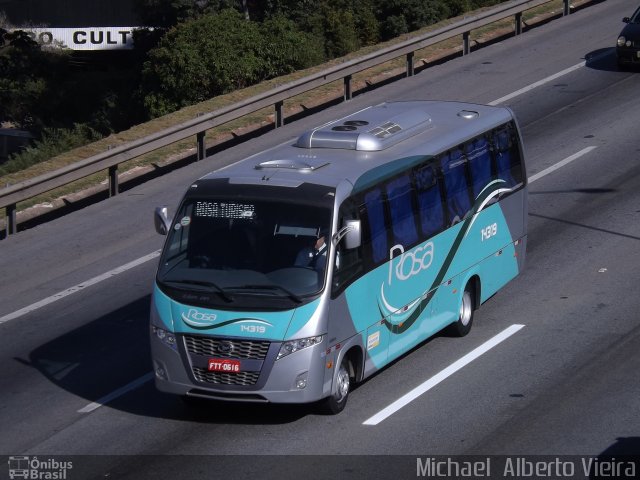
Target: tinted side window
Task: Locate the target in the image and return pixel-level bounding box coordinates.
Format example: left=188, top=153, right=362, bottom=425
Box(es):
left=493, top=126, right=523, bottom=188
left=364, top=188, right=387, bottom=264
left=468, top=136, right=493, bottom=199
left=414, top=163, right=445, bottom=238
left=385, top=174, right=418, bottom=247
left=441, top=148, right=472, bottom=224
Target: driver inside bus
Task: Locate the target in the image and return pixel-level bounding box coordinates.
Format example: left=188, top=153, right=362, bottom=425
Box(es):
left=295, top=229, right=328, bottom=272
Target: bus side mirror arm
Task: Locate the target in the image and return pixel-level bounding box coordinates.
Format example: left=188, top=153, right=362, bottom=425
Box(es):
left=154, top=206, right=171, bottom=235
left=333, top=219, right=361, bottom=249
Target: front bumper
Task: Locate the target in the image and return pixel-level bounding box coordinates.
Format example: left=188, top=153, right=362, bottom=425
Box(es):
left=151, top=332, right=331, bottom=404
left=616, top=46, right=640, bottom=65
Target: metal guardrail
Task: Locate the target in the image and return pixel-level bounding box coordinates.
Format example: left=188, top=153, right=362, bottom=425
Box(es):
left=0, top=0, right=573, bottom=235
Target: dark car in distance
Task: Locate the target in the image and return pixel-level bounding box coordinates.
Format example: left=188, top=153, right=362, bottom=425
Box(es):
left=617, top=5, right=640, bottom=69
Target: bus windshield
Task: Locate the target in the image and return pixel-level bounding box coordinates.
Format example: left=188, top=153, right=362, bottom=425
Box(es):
left=157, top=196, right=332, bottom=308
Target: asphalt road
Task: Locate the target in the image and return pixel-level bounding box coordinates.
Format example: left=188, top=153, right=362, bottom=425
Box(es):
left=1, top=0, right=639, bottom=478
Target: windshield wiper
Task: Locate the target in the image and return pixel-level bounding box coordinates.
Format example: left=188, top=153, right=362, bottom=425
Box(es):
left=162, top=279, right=234, bottom=303
left=229, top=284, right=303, bottom=304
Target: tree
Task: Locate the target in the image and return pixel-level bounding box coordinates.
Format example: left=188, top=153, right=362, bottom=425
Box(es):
left=323, top=8, right=360, bottom=58
left=0, top=29, right=69, bottom=130
left=133, top=0, right=254, bottom=27
left=258, top=15, right=324, bottom=78
left=140, top=9, right=320, bottom=117
left=374, top=0, right=450, bottom=40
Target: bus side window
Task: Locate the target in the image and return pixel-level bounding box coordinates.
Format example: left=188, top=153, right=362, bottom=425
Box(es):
left=468, top=136, right=492, bottom=199
left=363, top=188, right=388, bottom=264
left=441, top=148, right=472, bottom=225
left=494, top=127, right=522, bottom=187
left=414, top=164, right=445, bottom=238
left=385, top=174, right=418, bottom=248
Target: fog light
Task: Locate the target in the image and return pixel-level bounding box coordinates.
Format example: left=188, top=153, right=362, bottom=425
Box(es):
left=295, top=372, right=308, bottom=389
left=155, top=366, right=167, bottom=380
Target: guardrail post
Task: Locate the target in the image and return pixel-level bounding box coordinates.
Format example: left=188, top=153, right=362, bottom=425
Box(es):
left=275, top=101, right=284, bottom=128
left=344, top=75, right=352, bottom=101
left=515, top=12, right=523, bottom=35
left=108, top=166, right=118, bottom=197
left=462, top=32, right=470, bottom=55
left=6, top=203, right=16, bottom=235
left=563, top=0, right=570, bottom=16
left=406, top=52, right=415, bottom=77
left=197, top=131, right=206, bottom=160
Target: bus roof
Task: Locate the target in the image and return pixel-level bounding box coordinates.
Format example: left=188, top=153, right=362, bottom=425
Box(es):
left=200, top=101, right=514, bottom=193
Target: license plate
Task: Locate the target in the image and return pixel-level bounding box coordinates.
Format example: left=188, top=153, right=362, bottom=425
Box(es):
left=208, top=358, right=241, bottom=373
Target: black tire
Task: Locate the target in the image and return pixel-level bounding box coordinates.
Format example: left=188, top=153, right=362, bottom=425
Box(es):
left=449, top=283, right=475, bottom=337
left=320, top=356, right=352, bottom=414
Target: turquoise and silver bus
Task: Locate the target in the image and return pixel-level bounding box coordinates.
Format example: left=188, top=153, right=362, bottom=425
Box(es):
left=151, top=101, right=527, bottom=413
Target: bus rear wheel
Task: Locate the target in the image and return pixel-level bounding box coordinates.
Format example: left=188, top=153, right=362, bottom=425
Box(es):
left=450, top=284, right=475, bottom=337
left=321, top=356, right=352, bottom=414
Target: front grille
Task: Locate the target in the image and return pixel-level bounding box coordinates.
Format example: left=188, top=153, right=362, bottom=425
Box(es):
left=184, top=335, right=270, bottom=359
left=192, top=367, right=260, bottom=386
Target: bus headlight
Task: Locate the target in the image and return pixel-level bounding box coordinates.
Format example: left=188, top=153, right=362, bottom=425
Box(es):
left=277, top=335, right=324, bottom=360
left=617, top=36, right=626, bottom=47
left=152, top=325, right=177, bottom=350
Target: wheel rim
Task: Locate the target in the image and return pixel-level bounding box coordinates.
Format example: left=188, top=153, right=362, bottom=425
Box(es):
left=335, top=363, right=350, bottom=403
left=459, top=291, right=472, bottom=326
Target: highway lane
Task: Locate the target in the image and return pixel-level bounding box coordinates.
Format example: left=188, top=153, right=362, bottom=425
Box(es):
left=1, top=0, right=639, bottom=475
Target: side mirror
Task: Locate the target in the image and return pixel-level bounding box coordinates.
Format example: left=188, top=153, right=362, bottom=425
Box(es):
left=623, top=17, right=630, bottom=23
left=333, top=219, right=361, bottom=249
left=154, top=206, right=171, bottom=235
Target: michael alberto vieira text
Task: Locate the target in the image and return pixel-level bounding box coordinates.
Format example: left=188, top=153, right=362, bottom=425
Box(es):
left=416, top=457, right=637, bottom=478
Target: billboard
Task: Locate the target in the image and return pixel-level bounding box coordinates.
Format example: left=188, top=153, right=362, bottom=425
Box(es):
left=14, top=27, right=141, bottom=50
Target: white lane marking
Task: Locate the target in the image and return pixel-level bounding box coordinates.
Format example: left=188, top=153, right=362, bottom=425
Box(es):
left=0, top=59, right=600, bottom=325
left=362, top=324, right=525, bottom=426
left=528, top=146, right=597, bottom=184
left=488, top=61, right=586, bottom=106
left=78, top=372, right=154, bottom=413
left=0, top=250, right=161, bottom=325
left=488, top=49, right=611, bottom=107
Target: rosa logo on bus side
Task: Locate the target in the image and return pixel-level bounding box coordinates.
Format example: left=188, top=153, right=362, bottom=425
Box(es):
left=388, top=242, right=434, bottom=283
left=377, top=242, right=435, bottom=324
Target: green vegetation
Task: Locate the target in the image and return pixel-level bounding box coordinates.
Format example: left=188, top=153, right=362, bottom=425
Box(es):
left=140, top=10, right=324, bottom=117
left=0, top=125, right=102, bottom=176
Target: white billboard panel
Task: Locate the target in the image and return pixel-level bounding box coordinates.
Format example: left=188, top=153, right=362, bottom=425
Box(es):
left=15, top=27, right=142, bottom=50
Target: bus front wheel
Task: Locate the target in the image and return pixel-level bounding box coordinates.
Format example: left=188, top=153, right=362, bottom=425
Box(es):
left=321, top=356, right=352, bottom=414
